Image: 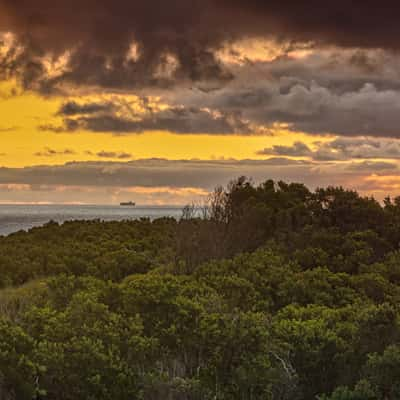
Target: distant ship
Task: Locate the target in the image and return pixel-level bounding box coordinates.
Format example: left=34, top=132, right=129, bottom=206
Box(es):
left=120, top=201, right=136, bottom=206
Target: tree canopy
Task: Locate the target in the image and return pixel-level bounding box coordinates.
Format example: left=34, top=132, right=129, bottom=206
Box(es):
left=1, top=178, right=400, bottom=399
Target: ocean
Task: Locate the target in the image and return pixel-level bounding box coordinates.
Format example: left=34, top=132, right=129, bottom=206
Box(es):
left=0, top=204, right=184, bottom=236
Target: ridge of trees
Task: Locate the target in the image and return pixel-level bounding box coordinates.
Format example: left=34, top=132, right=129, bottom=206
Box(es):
left=1, top=178, right=400, bottom=399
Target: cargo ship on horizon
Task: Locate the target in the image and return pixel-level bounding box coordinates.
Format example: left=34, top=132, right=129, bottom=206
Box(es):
left=120, top=201, right=136, bottom=206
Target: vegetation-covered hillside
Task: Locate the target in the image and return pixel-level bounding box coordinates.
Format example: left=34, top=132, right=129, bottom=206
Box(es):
left=2, top=177, right=400, bottom=399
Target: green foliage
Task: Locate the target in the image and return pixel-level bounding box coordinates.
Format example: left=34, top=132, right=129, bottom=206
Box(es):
left=0, top=318, right=43, bottom=399
left=2, top=178, right=400, bottom=399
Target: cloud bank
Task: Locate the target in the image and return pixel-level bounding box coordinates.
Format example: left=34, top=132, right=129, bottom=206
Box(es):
left=2, top=1, right=400, bottom=93
left=0, top=157, right=398, bottom=204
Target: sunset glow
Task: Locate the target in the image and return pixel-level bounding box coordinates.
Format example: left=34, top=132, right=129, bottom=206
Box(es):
left=1, top=3, right=400, bottom=204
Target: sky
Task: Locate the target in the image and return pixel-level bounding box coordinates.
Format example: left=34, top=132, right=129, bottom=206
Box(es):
left=1, top=1, right=400, bottom=204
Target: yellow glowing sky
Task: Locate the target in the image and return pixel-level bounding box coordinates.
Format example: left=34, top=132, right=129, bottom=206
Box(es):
left=0, top=81, right=327, bottom=168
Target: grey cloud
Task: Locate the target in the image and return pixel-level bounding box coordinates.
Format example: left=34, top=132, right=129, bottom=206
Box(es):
left=328, top=137, right=400, bottom=159
left=41, top=67, right=400, bottom=136
left=44, top=101, right=253, bottom=135
left=259, top=137, right=400, bottom=161
left=258, top=142, right=312, bottom=157
left=158, top=49, right=400, bottom=138
left=265, top=49, right=400, bottom=94
left=181, top=78, right=400, bottom=137
left=346, top=161, right=398, bottom=172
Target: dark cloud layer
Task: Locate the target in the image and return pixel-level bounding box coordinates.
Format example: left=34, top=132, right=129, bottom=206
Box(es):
left=45, top=100, right=252, bottom=134
left=222, top=1, right=400, bottom=49
left=2, top=1, right=400, bottom=92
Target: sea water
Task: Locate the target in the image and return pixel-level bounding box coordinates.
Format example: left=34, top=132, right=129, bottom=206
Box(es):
left=0, top=204, right=183, bottom=236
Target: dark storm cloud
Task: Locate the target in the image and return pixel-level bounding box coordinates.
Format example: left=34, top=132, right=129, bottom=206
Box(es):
left=223, top=1, right=400, bottom=50
left=2, top=1, right=400, bottom=92
left=5, top=2, right=400, bottom=138
left=0, top=0, right=234, bottom=92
